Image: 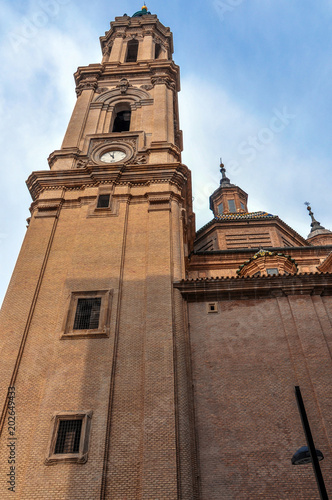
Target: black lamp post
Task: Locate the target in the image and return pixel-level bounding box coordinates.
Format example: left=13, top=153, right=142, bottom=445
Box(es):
left=292, top=386, right=329, bottom=500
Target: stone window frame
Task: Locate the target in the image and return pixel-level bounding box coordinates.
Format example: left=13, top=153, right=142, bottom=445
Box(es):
left=207, top=302, right=219, bottom=314
left=45, top=410, right=92, bottom=465
left=61, top=290, right=112, bottom=339
left=96, top=193, right=111, bottom=209
left=125, top=38, right=139, bottom=62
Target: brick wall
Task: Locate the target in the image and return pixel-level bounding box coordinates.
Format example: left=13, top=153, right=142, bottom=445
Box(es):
left=188, top=295, right=332, bottom=499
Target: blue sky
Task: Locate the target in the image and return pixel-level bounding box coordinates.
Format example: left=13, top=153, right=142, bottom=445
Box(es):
left=1, top=0, right=332, bottom=304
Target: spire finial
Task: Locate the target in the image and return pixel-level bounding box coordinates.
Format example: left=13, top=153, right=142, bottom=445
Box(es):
left=219, top=158, right=230, bottom=185
left=304, top=202, right=325, bottom=232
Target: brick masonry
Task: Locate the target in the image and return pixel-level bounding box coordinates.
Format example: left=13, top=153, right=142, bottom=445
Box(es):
left=187, top=294, right=332, bottom=499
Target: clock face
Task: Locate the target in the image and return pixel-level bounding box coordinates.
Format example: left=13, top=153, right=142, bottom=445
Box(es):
left=100, top=150, right=126, bottom=163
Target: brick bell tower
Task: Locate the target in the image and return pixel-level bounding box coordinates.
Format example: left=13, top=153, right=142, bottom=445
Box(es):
left=0, top=6, right=197, bottom=499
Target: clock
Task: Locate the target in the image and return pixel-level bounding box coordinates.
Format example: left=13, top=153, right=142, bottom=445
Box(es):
left=100, top=150, right=126, bottom=163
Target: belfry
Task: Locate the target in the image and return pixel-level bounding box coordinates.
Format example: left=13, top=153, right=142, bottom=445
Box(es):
left=0, top=6, right=331, bottom=499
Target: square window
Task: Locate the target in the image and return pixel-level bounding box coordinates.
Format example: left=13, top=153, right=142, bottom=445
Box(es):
left=55, top=419, right=82, bottom=454
left=97, top=194, right=110, bottom=208
left=62, top=290, right=112, bottom=339
left=73, top=298, right=101, bottom=330
left=207, top=302, right=218, bottom=313
left=45, top=411, right=92, bottom=465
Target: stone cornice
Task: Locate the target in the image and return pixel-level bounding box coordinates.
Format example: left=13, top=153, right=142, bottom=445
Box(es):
left=188, top=245, right=332, bottom=271
left=74, top=60, right=180, bottom=92
left=101, top=15, right=173, bottom=53
left=26, top=163, right=190, bottom=200
left=174, top=272, right=332, bottom=301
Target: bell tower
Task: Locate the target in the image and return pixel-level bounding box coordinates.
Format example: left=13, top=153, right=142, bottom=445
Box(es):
left=49, top=5, right=183, bottom=171
left=0, top=6, right=196, bottom=499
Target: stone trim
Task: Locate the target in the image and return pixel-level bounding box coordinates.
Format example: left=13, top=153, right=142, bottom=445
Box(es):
left=61, top=290, right=112, bottom=339
left=45, top=410, right=92, bottom=465
left=26, top=162, right=189, bottom=200
left=174, top=273, right=332, bottom=301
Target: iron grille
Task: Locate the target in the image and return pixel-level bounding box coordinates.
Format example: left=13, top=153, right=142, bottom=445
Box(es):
left=97, top=194, right=110, bottom=208
left=54, top=419, right=82, bottom=454
left=73, top=298, right=101, bottom=330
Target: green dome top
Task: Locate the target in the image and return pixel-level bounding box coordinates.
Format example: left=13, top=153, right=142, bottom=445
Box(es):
left=132, top=5, right=151, bottom=17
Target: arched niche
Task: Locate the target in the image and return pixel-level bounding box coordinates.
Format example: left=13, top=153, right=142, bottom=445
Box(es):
left=94, top=87, right=153, bottom=110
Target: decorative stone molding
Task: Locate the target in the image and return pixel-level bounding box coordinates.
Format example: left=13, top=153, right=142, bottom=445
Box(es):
left=95, top=87, right=109, bottom=94
left=48, top=147, right=81, bottom=169
left=89, top=137, right=136, bottom=165
left=27, top=161, right=189, bottom=201
left=61, top=289, right=112, bottom=339
left=102, top=44, right=111, bottom=56
left=236, top=250, right=298, bottom=277
left=151, top=76, right=176, bottom=90
left=317, top=252, right=332, bottom=272
left=147, top=193, right=172, bottom=212
left=76, top=158, right=88, bottom=169
left=45, top=410, right=93, bottom=465
left=76, top=78, right=98, bottom=97
left=116, top=78, right=132, bottom=94
left=174, top=273, right=332, bottom=301
left=133, top=154, right=148, bottom=165
left=93, top=86, right=152, bottom=106
left=140, top=84, right=154, bottom=91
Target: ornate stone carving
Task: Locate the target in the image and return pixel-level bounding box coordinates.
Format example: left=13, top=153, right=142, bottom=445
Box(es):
left=140, top=84, right=154, bottom=91
left=133, top=154, right=148, bottom=165
left=76, top=159, right=88, bottom=169
left=151, top=76, right=176, bottom=91
left=102, top=45, right=111, bottom=56
left=95, top=87, right=109, bottom=94
left=116, top=78, right=131, bottom=94
left=76, top=78, right=98, bottom=97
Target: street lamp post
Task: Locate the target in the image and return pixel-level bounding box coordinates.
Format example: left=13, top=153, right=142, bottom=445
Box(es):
left=293, top=386, right=329, bottom=500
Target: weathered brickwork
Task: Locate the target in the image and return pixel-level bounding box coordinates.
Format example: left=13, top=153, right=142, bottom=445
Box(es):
left=187, top=294, right=332, bottom=499
left=1, top=7, right=332, bottom=500
left=0, top=181, right=193, bottom=499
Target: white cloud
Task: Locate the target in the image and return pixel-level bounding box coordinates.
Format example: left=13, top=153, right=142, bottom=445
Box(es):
left=180, top=75, right=332, bottom=237
left=0, top=3, right=98, bottom=305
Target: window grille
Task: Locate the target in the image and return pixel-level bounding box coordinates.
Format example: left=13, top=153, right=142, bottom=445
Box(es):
left=73, top=298, right=101, bottom=330
left=55, top=419, right=82, bottom=454
left=97, top=194, right=110, bottom=208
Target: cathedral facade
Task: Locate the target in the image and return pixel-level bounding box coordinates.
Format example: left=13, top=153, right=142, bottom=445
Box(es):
left=0, top=6, right=331, bottom=499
